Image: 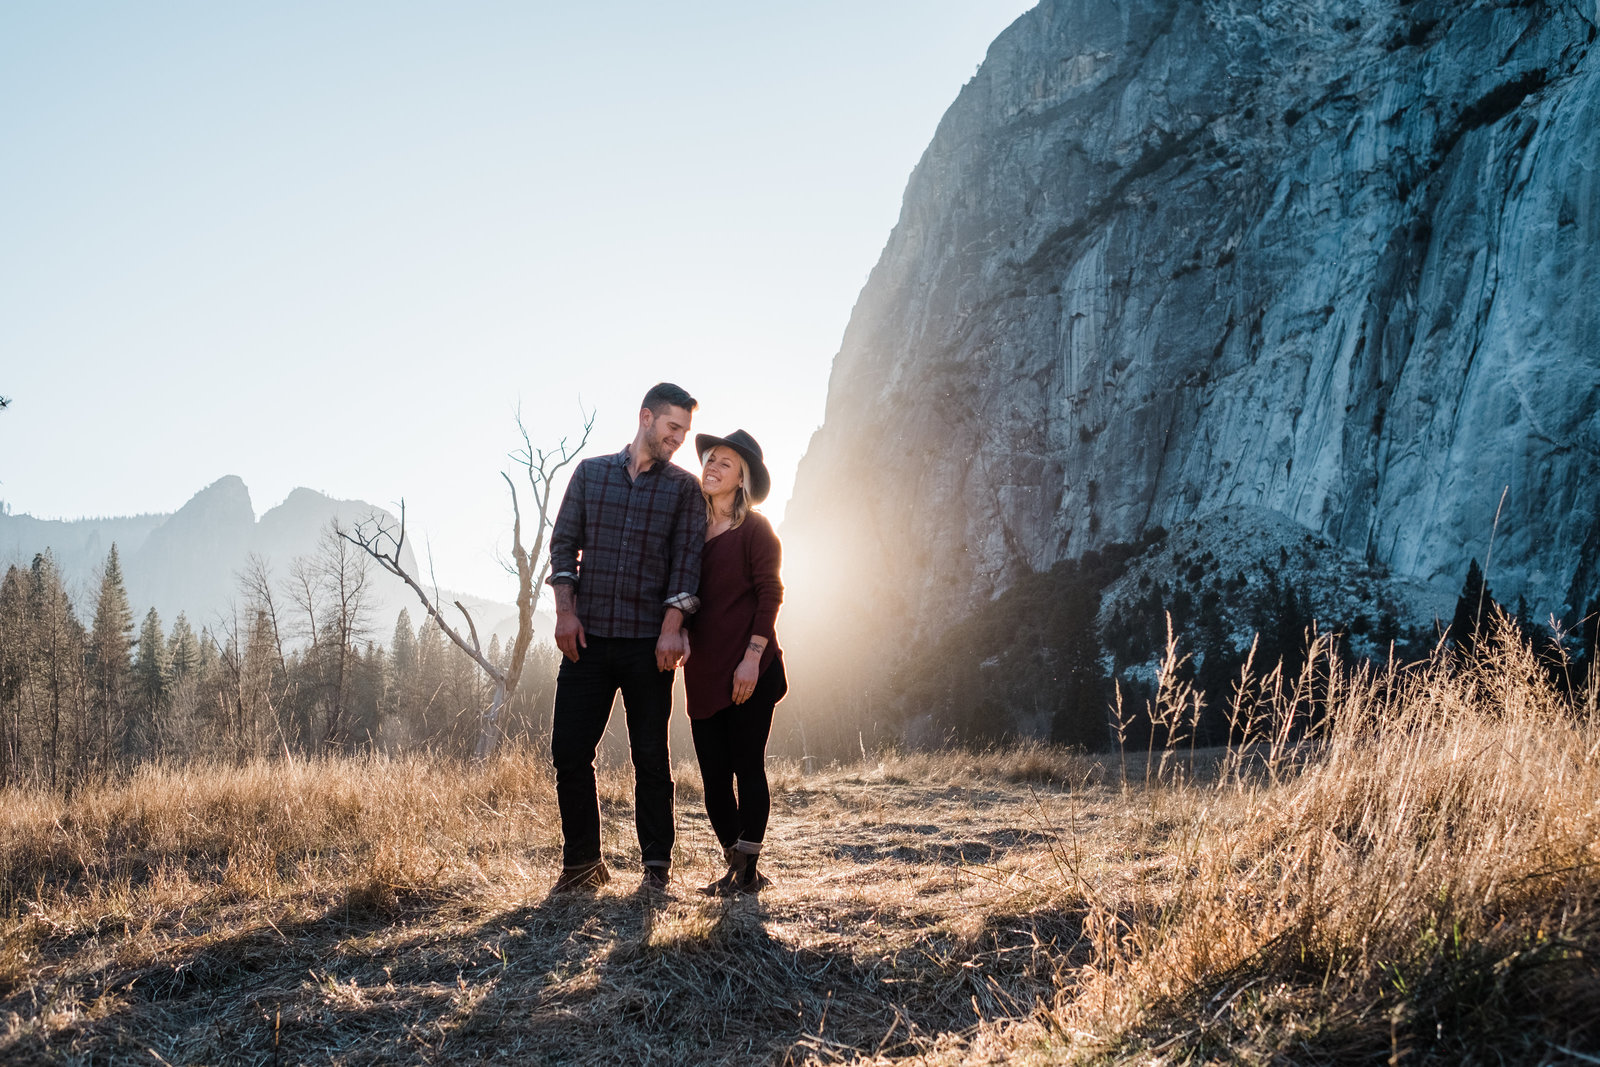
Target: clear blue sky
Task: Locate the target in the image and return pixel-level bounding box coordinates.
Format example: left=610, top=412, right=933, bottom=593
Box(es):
left=1, top=1, right=1034, bottom=597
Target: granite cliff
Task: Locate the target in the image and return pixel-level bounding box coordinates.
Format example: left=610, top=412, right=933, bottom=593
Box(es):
left=782, top=0, right=1600, bottom=729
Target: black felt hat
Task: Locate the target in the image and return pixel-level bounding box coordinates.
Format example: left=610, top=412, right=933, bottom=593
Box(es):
left=694, top=428, right=772, bottom=504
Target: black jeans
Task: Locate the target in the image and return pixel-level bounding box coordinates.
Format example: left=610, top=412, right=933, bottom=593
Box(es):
left=550, top=636, right=675, bottom=868
left=690, top=658, right=787, bottom=850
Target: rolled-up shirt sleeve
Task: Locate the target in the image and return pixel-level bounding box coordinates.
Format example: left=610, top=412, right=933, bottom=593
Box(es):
left=546, top=466, right=586, bottom=588
left=664, top=477, right=706, bottom=614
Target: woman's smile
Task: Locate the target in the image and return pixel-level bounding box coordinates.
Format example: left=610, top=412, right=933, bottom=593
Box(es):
left=702, top=447, right=742, bottom=496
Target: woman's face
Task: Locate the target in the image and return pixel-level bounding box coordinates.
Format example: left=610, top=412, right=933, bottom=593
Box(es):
left=701, top=445, right=744, bottom=499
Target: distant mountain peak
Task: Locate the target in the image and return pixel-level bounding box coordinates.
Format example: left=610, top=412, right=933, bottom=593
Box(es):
left=173, top=475, right=255, bottom=522
left=280, top=486, right=334, bottom=508
left=205, top=474, right=249, bottom=493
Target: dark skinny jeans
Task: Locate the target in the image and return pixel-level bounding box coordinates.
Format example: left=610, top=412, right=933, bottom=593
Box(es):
left=550, top=636, right=675, bottom=869
left=690, top=658, right=787, bottom=850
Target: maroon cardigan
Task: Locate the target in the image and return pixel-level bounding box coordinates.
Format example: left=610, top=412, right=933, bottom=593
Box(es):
left=684, top=511, right=783, bottom=718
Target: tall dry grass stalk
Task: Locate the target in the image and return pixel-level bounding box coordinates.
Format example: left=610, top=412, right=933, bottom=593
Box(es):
left=1050, top=612, right=1600, bottom=1062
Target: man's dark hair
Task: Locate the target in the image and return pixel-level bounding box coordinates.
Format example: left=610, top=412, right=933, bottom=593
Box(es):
left=642, top=382, right=697, bottom=415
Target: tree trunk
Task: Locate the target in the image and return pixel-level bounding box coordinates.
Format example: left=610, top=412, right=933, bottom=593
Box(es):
left=474, top=679, right=508, bottom=763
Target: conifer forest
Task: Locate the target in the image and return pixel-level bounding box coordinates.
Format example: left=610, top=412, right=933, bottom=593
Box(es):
left=0, top=538, right=559, bottom=789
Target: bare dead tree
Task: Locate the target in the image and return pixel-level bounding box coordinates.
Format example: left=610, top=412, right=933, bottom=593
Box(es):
left=302, top=525, right=374, bottom=749
left=239, top=553, right=289, bottom=676
left=342, top=407, right=595, bottom=760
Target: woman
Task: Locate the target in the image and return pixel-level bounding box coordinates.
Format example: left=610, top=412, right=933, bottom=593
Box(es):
left=685, top=428, right=787, bottom=895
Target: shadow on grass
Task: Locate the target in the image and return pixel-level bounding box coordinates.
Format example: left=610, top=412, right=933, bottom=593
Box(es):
left=443, top=885, right=1092, bottom=1065
left=3, top=865, right=1091, bottom=1066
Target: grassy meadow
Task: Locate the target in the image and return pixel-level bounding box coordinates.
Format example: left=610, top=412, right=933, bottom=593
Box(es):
left=2, top=620, right=1597, bottom=1065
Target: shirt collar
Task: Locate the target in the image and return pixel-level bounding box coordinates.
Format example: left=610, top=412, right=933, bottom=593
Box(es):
left=616, top=444, right=661, bottom=475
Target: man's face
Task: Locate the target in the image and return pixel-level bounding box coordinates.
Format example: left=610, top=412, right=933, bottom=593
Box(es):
left=641, top=404, right=692, bottom=463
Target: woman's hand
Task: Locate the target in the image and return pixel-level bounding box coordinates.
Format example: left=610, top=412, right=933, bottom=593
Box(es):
left=731, top=656, right=760, bottom=704
left=733, top=636, right=767, bottom=704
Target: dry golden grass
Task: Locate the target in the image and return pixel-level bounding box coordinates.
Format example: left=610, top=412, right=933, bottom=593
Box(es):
left=1035, top=620, right=1600, bottom=1065
left=2, top=618, right=1596, bottom=1064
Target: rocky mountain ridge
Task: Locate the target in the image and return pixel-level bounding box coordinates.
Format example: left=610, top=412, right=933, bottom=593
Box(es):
left=0, top=477, right=523, bottom=641
left=780, top=0, right=1600, bottom=732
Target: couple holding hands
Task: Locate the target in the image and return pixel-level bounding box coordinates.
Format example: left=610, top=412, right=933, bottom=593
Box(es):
left=546, top=382, right=786, bottom=897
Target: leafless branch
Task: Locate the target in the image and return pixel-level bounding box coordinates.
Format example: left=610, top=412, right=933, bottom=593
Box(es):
left=338, top=405, right=595, bottom=761
left=456, top=600, right=482, bottom=655
left=340, top=508, right=502, bottom=684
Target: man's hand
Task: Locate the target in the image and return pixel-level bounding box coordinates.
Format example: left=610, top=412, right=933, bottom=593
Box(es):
left=656, top=627, right=689, bottom=671
left=657, top=607, right=688, bottom=671
left=554, top=609, right=586, bottom=662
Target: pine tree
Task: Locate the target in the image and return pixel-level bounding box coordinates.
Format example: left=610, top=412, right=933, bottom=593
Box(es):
left=391, top=609, right=417, bottom=679
left=27, top=552, right=87, bottom=785
left=0, top=565, right=28, bottom=784
left=167, top=612, right=200, bottom=682
left=1049, top=574, right=1107, bottom=749
left=378, top=609, right=416, bottom=746
left=89, top=544, right=137, bottom=767
left=1449, top=559, right=1495, bottom=654
left=411, top=615, right=448, bottom=743
left=245, top=609, right=287, bottom=755
left=130, top=607, right=168, bottom=758
left=1252, top=571, right=1310, bottom=680
left=160, top=611, right=203, bottom=763
left=1276, top=582, right=1311, bottom=680
left=196, top=626, right=218, bottom=679
left=347, top=641, right=385, bottom=749
left=188, top=625, right=225, bottom=754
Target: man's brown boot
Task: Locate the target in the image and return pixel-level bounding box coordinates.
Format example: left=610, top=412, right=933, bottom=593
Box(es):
left=552, top=861, right=611, bottom=893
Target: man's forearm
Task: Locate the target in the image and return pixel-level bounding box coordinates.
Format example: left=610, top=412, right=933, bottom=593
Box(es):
left=660, top=606, right=684, bottom=635
left=551, top=581, right=585, bottom=661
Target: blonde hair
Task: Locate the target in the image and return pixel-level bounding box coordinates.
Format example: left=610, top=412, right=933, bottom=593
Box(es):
left=703, top=448, right=753, bottom=530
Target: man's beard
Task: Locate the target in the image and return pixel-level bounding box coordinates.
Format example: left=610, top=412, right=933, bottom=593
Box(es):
left=644, top=424, right=678, bottom=463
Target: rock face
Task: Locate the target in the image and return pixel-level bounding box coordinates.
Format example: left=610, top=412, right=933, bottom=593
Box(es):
left=783, top=0, right=1600, bottom=701
left=134, top=475, right=259, bottom=622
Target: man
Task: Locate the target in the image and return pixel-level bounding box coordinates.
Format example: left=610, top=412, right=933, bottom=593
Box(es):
left=547, top=382, right=706, bottom=892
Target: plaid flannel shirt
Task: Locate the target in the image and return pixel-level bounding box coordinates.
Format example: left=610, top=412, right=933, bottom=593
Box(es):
left=547, top=446, right=705, bottom=638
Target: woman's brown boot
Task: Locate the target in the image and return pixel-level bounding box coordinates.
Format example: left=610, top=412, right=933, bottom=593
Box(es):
left=734, top=854, right=770, bottom=894
left=699, top=846, right=750, bottom=896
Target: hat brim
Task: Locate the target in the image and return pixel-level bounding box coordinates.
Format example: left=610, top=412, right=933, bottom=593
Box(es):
left=695, top=433, right=772, bottom=504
